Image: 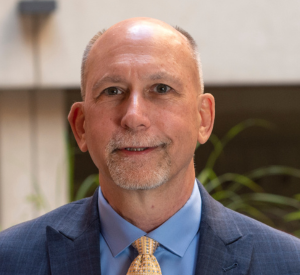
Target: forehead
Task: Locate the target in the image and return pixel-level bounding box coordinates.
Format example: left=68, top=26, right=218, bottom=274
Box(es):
left=85, top=21, right=198, bottom=88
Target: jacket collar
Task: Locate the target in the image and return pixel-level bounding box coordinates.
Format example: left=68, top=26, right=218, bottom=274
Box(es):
left=46, top=188, right=101, bottom=275
left=195, top=180, right=253, bottom=274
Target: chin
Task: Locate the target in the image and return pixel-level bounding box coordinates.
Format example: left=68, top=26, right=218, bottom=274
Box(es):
left=107, top=157, right=171, bottom=191
left=112, top=171, right=169, bottom=191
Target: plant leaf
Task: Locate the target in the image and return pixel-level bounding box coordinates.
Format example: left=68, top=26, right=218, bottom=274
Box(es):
left=240, top=193, right=300, bottom=208
left=235, top=204, right=275, bottom=226
left=198, top=168, right=219, bottom=186
left=285, top=211, right=300, bottom=222
left=207, top=173, right=264, bottom=193
left=247, top=166, right=300, bottom=180
left=75, top=174, right=99, bottom=201
left=294, top=194, right=300, bottom=201
left=211, top=190, right=241, bottom=202
left=292, top=230, right=300, bottom=238
left=204, top=119, right=275, bottom=172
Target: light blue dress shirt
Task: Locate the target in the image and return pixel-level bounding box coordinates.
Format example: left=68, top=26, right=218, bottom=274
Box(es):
left=98, top=180, right=202, bottom=275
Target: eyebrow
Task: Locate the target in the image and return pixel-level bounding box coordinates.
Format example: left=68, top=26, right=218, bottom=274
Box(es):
left=92, top=72, right=183, bottom=91
left=92, top=75, right=126, bottom=91
left=147, top=72, right=183, bottom=90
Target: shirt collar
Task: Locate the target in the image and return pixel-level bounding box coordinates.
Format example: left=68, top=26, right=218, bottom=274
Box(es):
left=98, top=179, right=202, bottom=258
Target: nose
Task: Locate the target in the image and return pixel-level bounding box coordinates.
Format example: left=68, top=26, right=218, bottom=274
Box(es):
left=120, top=92, right=150, bottom=131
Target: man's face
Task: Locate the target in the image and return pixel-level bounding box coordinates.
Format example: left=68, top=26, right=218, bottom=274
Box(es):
left=72, top=20, right=213, bottom=190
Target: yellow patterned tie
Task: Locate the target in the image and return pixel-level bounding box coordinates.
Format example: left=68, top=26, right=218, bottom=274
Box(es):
left=126, top=236, right=162, bottom=275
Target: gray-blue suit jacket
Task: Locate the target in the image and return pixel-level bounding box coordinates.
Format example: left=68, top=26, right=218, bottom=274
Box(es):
left=1, top=181, right=300, bottom=274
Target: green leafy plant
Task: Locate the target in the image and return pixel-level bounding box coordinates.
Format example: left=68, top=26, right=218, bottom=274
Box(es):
left=197, top=119, right=300, bottom=235
left=74, top=174, right=99, bottom=201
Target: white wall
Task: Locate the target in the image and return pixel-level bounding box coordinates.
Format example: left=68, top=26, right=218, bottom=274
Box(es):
left=0, top=0, right=300, bottom=88
left=0, top=0, right=34, bottom=88
left=0, top=90, right=68, bottom=230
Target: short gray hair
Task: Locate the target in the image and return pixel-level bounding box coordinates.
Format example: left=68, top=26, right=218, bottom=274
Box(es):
left=80, top=26, right=203, bottom=100
left=81, top=29, right=106, bottom=100
left=173, top=26, right=204, bottom=94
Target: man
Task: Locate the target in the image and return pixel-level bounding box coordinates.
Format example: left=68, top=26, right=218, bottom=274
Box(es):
left=0, top=17, right=300, bottom=275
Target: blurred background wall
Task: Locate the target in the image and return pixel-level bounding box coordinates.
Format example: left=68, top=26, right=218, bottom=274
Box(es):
left=0, top=0, right=299, bottom=230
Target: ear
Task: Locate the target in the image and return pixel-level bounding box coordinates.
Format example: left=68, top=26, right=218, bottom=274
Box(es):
left=68, top=102, right=88, bottom=152
left=197, top=93, right=215, bottom=144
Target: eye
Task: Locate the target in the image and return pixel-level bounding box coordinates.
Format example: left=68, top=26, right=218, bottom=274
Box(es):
left=103, top=87, right=122, bottom=96
left=153, top=84, right=172, bottom=94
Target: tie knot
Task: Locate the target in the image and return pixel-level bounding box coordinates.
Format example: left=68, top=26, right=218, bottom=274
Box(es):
left=132, top=236, right=159, bottom=255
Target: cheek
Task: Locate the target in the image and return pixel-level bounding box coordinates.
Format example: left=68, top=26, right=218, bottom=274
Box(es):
left=179, top=111, right=200, bottom=146
left=163, top=112, right=199, bottom=146
left=85, top=109, right=115, bottom=154
left=86, top=106, right=115, bottom=133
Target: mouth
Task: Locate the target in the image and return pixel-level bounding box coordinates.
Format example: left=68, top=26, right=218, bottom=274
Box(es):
left=124, top=147, right=149, bottom=152
left=112, top=145, right=161, bottom=155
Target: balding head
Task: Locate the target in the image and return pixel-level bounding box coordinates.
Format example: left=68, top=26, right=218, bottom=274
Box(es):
left=80, top=18, right=203, bottom=100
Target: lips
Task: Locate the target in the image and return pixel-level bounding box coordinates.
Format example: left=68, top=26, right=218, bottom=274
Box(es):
left=106, top=133, right=172, bottom=155
left=124, top=147, right=148, bottom=152
left=115, top=146, right=159, bottom=154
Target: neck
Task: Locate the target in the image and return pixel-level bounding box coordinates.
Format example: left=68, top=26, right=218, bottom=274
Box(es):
left=100, top=164, right=195, bottom=232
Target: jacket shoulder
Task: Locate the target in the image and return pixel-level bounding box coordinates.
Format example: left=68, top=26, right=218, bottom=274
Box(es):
left=0, top=196, right=91, bottom=239
left=227, top=206, right=300, bottom=247
left=198, top=181, right=300, bottom=273
left=0, top=197, right=93, bottom=274
left=226, top=207, right=300, bottom=273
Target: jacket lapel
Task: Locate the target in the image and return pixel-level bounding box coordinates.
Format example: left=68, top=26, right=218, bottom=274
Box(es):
left=46, top=188, right=101, bottom=275
left=195, top=182, right=253, bottom=275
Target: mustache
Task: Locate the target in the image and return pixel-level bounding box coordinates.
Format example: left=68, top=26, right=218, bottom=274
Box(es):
left=106, top=131, right=172, bottom=153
